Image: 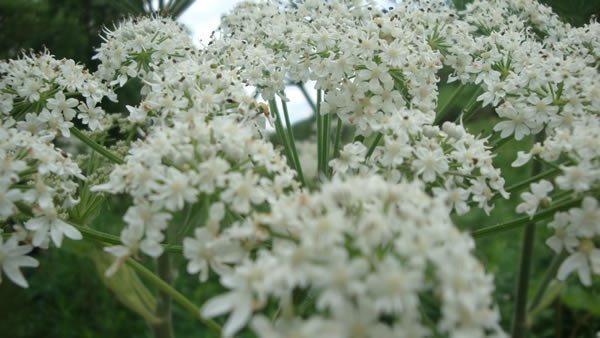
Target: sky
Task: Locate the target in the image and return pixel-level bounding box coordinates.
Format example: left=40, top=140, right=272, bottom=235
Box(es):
left=178, top=1, right=316, bottom=124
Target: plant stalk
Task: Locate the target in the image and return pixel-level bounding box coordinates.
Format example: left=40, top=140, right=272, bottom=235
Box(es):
left=280, top=97, right=306, bottom=186
left=127, top=259, right=222, bottom=335
left=511, top=147, right=543, bottom=338
left=152, top=253, right=174, bottom=338
left=70, top=127, right=124, bottom=165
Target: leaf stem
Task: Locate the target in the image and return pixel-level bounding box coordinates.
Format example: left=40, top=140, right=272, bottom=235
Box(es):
left=70, top=127, right=124, bottom=165
left=512, top=144, right=543, bottom=338
left=365, top=132, right=383, bottom=159
left=471, top=197, right=582, bottom=239
left=316, top=90, right=323, bottom=175
left=270, top=100, right=295, bottom=172
left=280, top=97, right=306, bottom=186
left=67, top=220, right=183, bottom=254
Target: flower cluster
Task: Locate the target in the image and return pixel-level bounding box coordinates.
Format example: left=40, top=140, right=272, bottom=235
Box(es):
left=0, top=123, right=86, bottom=287
left=92, top=115, right=297, bottom=276
left=206, top=0, right=443, bottom=134
left=332, top=114, right=508, bottom=215
left=94, top=16, right=194, bottom=87
left=0, top=51, right=114, bottom=137
left=201, top=176, right=505, bottom=338
left=514, top=115, right=600, bottom=285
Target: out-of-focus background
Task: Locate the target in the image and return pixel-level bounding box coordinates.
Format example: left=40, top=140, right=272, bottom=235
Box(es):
left=0, top=0, right=599, bottom=337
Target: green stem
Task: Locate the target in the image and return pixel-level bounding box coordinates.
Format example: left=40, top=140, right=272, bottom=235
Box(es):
left=316, top=90, right=323, bottom=175
left=270, top=100, right=295, bottom=171
left=365, top=132, right=383, bottom=159
left=280, top=97, right=306, bottom=186
left=322, top=111, right=331, bottom=176
left=333, top=116, right=343, bottom=158
left=70, top=127, right=124, bottom=165
left=434, top=84, right=463, bottom=125
left=152, top=253, right=174, bottom=338
left=455, top=87, right=482, bottom=123
left=528, top=251, right=567, bottom=312
left=511, top=147, right=543, bottom=338
left=127, top=259, right=222, bottom=335
left=471, top=197, right=582, bottom=239
left=491, top=167, right=560, bottom=202
left=67, top=220, right=183, bottom=254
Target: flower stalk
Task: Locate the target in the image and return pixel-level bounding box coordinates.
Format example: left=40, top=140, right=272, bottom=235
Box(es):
left=70, top=127, right=124, bottom=165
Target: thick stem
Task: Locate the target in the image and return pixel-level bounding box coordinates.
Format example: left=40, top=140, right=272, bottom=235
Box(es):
left=511, top=149, right=543, bottom=338
left=127, top=259, right=222, bottom=335
left=152, top=254, right=174, bottom=338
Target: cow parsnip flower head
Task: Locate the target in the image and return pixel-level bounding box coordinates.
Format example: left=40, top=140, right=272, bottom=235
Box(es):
left=92, top=115, right=297, bottom=276
left=0, top=51, right=114, bottom=138
left=0, top=123, right=86, bottom=287
left=201, top=175, right=505, bottom=338
left=206, top=0, right=444, bottom=135
left=331, top=112, right=508, bottom=215
left=94, top=16, right=194, bottom=88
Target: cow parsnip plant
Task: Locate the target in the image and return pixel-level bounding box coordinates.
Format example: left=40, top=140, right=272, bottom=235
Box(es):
left=1, top=1, right=598, bottom=338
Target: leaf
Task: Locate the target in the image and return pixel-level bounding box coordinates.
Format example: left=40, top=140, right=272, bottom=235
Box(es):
left=560, top=278, right=600, bottom=316
left=90, top=250, right=160, bottom=324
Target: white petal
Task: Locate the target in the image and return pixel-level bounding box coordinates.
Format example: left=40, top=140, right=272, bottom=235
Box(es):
left=3, top=262, right=29, bottom=288
left=557, top=253, right=582, bottom=282
left=201, top=292, right=236, bottom=318
left=60, top=222, right=83, bottom=240
left=223, top=294, right=253, bottom=337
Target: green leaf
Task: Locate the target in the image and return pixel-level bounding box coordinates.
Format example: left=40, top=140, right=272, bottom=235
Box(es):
left=90, top=251, right=160, bottom=324
left=560, top=279, right=600, bottom=316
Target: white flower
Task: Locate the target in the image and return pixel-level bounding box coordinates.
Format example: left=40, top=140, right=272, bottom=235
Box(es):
left=516, top=180, right=553, bottom=218
left=511, top=151, right=532, bottom=167
left=152, top=167, right=198, bottom=211
left=557, top=239, right=600, bottom=286
left=46, top=91, right=79, bottom=120
left=0, top=235, right=39, bottom=288
left=25, top=207, right=82, bottom=247
left=329, top=142, right=366, bottom=174
left=568, top=197, right=600, bottom=238
left=545, top=212, right=578, bottom=254
left=183, top=228, right=245, bottom=282
left=412, top=146, right=448, bottom=182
